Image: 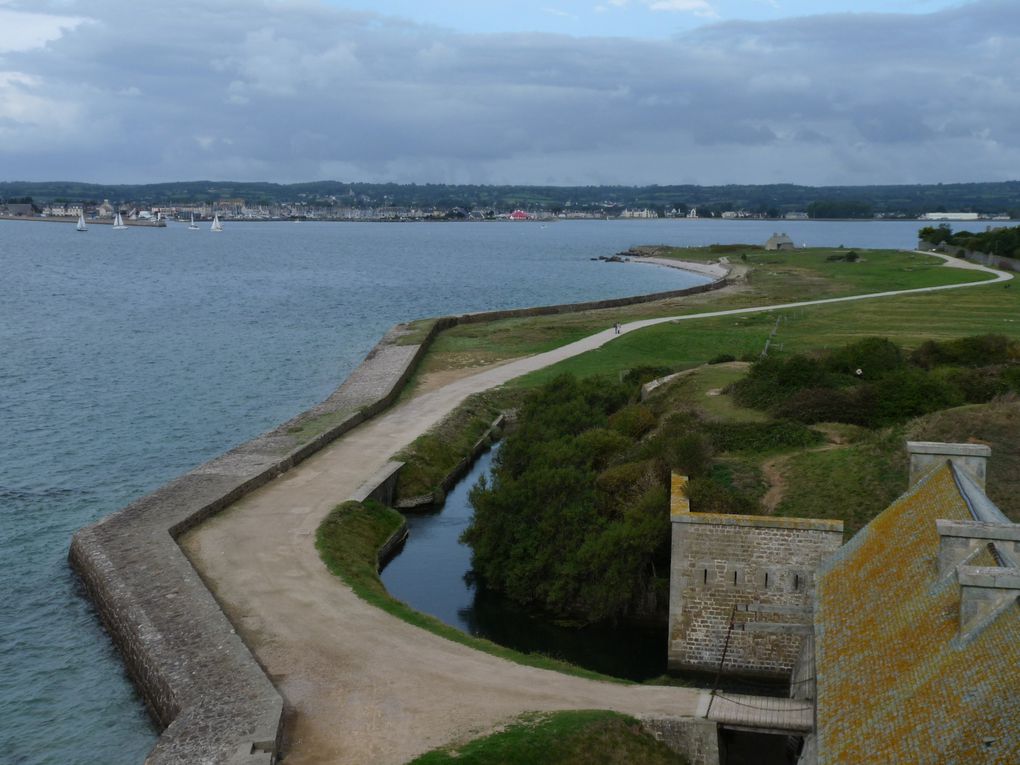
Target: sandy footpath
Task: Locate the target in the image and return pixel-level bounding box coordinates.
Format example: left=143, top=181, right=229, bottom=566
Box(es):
left=182, top=348, right=709, bottom=765
left=182, top=252, right=1008, bottom=764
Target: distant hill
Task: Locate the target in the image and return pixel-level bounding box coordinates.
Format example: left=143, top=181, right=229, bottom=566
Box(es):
left=2, top=179, right=1019, bottom=217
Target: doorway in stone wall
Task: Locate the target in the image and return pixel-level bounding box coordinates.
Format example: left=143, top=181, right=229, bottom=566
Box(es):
left=719, top=728, right=802, bottom=765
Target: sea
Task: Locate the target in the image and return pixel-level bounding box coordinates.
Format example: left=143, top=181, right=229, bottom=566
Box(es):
left=0, top=217, right=960, bottom=764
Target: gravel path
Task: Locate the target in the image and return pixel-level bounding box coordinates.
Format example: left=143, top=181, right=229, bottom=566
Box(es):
left=181, top=253, right=1009, bottom=764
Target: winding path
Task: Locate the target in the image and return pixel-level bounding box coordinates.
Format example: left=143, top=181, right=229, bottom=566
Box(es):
left=181, top=252, right=1009, bottom=764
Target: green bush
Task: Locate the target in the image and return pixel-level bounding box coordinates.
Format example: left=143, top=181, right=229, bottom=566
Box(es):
left=774, top=387, right=859, bottom=424
left=706, top=420, right=823, bottom=452
left=687, top=477, right=759, bottom=515
left=910, top=334, right=1016, bottom=369
left=731, top=354, right=833, bottom=410
left=825, top=336, right=904, bottom=378
left=608, top=404, right=657, bottom=439
left=868, top=368, right=964, bottom=425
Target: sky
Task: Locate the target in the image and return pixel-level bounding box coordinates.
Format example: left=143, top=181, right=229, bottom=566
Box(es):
left=0, top=0, right=1016, bottom=187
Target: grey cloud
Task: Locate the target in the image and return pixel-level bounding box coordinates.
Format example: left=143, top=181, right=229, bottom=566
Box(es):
left=0, top=0, right=1018, bottom=184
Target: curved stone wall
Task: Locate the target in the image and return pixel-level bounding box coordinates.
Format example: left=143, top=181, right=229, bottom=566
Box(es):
left=69, top=266, right=729, bottom=763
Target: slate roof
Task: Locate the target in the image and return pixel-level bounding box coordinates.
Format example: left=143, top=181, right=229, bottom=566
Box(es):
left=813, top=461, right=1020, bottom=765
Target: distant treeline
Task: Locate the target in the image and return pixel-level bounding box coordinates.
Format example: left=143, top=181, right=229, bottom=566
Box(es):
left=920, top=223, right=1020, bottom=259
left=3, top=179, right=1020, bottom=217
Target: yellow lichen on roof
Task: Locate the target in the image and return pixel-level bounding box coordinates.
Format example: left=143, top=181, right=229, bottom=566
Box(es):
left=814, top=462, right=1020, bottom=763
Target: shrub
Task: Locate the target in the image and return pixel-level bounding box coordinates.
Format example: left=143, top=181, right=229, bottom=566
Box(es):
left=731, top=353, right=832, bottom=410
left=706, top=421, right=823, bottom=452
left=608, top=404, right=657, bottom=439
left=869, top=368, right=964, bottom=425
left=686, top=477, right=759, bottom=515
left=774, top=387, right=858, bottom=424
left=910, top=334, right=1015, bottom=369
left=826, top=337, right=904, bottom=378
left=708, top=353, right=736, bottom=364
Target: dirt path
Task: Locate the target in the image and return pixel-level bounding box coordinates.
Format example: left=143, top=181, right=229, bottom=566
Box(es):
left=182, top=353, right=709, bottom=765
left=182, top=252, right=1009, bottom=764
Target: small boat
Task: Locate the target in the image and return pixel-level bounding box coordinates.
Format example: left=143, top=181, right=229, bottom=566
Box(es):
left=210, top=213, right=223, bottom=232
left=188, top=213, right=199, bottom=230
left=76, top=213, right=87, bottom=232
left=112, top=212, right=127, bottom=230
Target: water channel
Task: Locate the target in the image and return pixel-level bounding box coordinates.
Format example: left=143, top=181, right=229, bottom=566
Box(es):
left=380, top=444, right=669, bottom=681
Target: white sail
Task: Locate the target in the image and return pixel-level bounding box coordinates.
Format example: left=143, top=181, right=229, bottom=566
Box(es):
left=210, top=213, right=223, bottom=232
left=76, top=213, right=87, bottom=232
left=112, top=212, right=127, bottom=230
left=188, top=213, right=199, bottom=230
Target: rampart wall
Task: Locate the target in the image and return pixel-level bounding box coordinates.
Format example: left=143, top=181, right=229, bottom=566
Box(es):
left=70, top=266, right=729, bottom=763
left=668, top=476, right=843, bottom=678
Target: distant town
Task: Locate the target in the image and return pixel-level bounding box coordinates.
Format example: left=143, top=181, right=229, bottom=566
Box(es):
left=2, top=179, right=1019, bottom=224
left=1, top=198, right=1016, bottom=226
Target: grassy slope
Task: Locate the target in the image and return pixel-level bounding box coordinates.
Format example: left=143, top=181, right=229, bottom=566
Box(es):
left=315, top=499, right=624, bottom=684
left=406, top=710, right=690, bottom=765
left=775, top=400, right=1020, bottom=534
left=394, top=388, right=525, bottom=502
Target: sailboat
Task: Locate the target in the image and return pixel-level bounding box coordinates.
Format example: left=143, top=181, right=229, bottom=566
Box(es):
left=188, top=213, right=199, bottom=230
left=112, top=212, right=127, bottom=230
left=210, top=213, right=223, bottom=232
left=76, top=213, right=87, bottom=232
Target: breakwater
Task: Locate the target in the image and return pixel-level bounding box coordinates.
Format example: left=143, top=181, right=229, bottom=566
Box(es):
left=69, top=266, right=729, bottom=763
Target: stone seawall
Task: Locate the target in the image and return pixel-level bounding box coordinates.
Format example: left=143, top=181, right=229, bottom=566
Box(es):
left=69, top=265, right=729, bottom=764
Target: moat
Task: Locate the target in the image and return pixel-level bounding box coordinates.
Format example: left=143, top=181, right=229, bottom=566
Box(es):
left=380, top=445, right=669, bottom=681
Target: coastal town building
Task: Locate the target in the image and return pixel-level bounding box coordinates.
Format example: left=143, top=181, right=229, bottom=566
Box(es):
left=764, top=232, right=795, bottom=250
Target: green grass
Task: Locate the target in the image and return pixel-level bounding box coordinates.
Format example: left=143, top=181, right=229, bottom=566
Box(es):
left=773, top=430, right=908, bottom=536
left=412, top=248, right=997, bottom=379
left=772, top=400, right=1020, bottom=535
left=406, top=710, right=690, bottom=765
left=314, top=499, right=626, bottom=684
left=511, top=280, right=1020, bottom=388
left=395, top=388, right=526, bottom=502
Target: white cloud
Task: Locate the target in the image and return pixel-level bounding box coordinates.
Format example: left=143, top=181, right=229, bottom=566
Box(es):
left=0, top=0, right=1016, bottom=185
left=646, top=0, right=716, bottom=15
left=0, top=8, right=86, bottom=53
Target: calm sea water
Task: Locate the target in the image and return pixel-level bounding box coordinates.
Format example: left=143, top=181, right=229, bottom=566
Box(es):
left=0, top=217, right=940, bottom=763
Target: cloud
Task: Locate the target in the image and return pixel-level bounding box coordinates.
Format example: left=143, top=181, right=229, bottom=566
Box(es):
left=647, top=0, right=716, bottom=16
left=0, top=0, right=1016, bottom=185
left=0, top=7, right=86, bottom=53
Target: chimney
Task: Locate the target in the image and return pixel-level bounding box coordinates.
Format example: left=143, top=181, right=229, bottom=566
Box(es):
left=956, top=564, right=1020, bottom=641
left=936, top=519, right=1020, bottom=577
left=907, top=441, right=990, bottom=489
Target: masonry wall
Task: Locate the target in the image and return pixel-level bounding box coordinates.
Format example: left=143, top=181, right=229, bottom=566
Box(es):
left=70, top=270, right=730, bottom=764
left=668, top=486, right=843, bottom=677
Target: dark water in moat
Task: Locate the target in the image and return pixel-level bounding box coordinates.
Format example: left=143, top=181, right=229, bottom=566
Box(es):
left=380, top=445, right=668, bottom=681
left=0, top=217, right=956, bottom=763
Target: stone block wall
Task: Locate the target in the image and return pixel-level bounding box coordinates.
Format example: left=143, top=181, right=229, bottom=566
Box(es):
left=641, top=717, right=720, bottom=765
left=668, top=476, right=843, bottom=677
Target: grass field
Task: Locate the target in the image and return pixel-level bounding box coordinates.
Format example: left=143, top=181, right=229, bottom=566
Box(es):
left=410, top=247, right=997, bottom=383
left=511, top=279, right=1019, bottom=388
left=406, top=710, right=690, bottom=765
